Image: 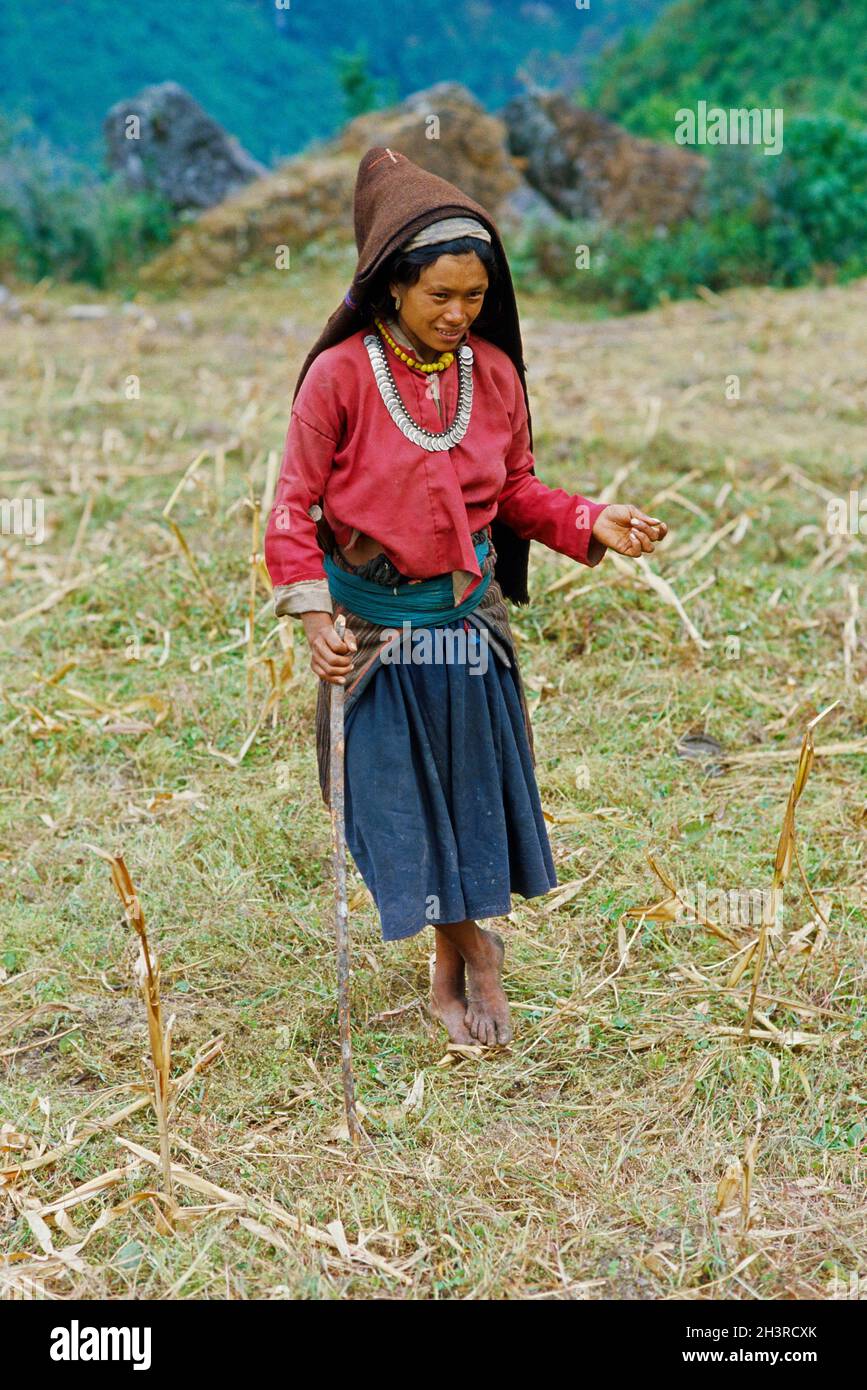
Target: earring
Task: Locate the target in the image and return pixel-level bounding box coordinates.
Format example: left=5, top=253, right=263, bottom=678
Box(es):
left=393, top=295, right=401, bottom=312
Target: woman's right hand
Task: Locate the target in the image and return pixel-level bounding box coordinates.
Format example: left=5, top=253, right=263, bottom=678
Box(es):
left=301, top=612, right=357, bottom=684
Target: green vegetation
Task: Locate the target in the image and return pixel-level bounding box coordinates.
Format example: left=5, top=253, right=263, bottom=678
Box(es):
left=0, top=116, right=175, bottom=289
left=586, top=0, right=867, bottom=139
left=335, top=47, right=397, bottom=121
left=4, top=0, right=864, bottom=307
left=513, top=117, right=867, bottom=312
left=0, top=0, right=665, bottom=166
left=529, top=0, right=866, bottom=309
left=0, top=0, right=663, bottom=291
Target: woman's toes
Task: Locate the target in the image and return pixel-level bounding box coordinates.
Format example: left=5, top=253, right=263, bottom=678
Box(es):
left=464, top=1003, right=513, bottom=1048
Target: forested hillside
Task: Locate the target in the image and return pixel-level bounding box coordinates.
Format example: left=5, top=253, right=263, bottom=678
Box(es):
left=586, top=0, right=867, bottom=140
left=0, top=0, right=666, bottom=165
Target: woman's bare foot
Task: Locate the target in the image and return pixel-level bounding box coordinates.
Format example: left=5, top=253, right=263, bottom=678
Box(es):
left=463, top=928, right=512, bottom=1046
left=429, top=929, right=474, bottom=1044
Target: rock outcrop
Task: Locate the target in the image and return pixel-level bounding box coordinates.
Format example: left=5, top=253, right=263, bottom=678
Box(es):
left=138, top=82, right=543, bottom=288
left=503, top=89, right=707, bottom=227
left=331, top=83, right=542, bottom=224
left=136, top=81, right=705, bottom=288
left=139, top=151, right=362, bottom=289
left=104, top=81, right=266, bottom=212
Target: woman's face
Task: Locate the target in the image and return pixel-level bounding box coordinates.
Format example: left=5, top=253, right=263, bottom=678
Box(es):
left=389, top=251, right=489, bottom=357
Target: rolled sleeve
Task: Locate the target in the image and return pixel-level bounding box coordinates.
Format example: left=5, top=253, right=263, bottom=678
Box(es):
left=273, top=580, right=333, bottom=618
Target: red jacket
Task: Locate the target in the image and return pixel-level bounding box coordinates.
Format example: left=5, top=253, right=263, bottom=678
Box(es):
left=264, top=325, right=608, bottom=612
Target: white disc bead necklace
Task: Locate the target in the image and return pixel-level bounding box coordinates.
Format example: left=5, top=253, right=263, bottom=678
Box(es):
left=363, top=332, right=474, bottom=452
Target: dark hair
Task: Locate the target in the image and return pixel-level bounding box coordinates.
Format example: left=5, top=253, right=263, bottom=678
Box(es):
left=368, top=235, right=500, bottom=321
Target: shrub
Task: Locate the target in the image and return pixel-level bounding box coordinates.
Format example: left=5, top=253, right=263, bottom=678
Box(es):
left=762, top=115, right=867, bottom=280
left=510, top=115, right=867, bottom=311
left=0, top=115, right=175, bottom=288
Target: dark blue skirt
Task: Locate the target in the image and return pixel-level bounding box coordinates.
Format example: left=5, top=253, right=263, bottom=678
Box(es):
left=343, top=618, right=558, bottom=941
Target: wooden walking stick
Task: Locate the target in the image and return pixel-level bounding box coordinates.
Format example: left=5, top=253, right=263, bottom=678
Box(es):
left=328, top=612, right=363, bottom=1146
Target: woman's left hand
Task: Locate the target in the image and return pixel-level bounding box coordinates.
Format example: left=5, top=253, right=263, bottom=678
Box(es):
left=592, top=504, right=668, bottom=557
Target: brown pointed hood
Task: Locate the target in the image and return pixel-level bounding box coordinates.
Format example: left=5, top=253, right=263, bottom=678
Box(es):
left=292, top=145, right=533, bottom=605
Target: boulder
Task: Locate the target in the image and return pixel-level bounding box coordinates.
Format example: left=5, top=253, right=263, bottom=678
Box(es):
left=503, top=89, right=707, bottom=227
left=138, top=151, right=361, bottom=289
left=138, top=82, right=533, bottom=288
left=104, top=81, right=266, bottom=212
left=333, top=82, right=523, bottom=218
left=137, top=80, right=709, bottom=289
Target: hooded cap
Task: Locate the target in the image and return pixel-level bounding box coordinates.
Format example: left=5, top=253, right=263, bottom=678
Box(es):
left=292, top=145, right=533, bottom=605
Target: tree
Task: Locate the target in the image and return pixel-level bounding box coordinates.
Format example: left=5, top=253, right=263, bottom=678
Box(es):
left=335, top=46, right=378, bottom=119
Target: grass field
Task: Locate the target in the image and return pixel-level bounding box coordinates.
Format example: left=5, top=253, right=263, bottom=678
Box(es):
left=1, top=261, right=865, bottom=1299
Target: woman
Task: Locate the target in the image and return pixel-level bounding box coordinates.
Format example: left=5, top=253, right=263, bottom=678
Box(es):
left=265, top=146, right=667, bottom=1048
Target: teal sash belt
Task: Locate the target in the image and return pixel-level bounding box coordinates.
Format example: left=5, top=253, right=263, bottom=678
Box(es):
left=323, top=537, right=491, bottom=626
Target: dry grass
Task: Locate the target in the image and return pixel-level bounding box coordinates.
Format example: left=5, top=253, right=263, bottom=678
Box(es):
left=0, top=260, right=865, bottom=1300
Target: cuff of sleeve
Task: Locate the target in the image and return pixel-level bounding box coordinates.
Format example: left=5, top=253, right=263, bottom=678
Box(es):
left=273, top=580, right=333, bottom=617
left=574, top=499, right=610, bottom=568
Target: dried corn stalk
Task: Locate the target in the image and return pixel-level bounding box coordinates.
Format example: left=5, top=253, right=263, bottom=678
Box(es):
left=622, top=852, right=739, bottom=948
left=742, top=703, right=838, bottom=1037
left=86, top=848, right=175, bottom=1206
